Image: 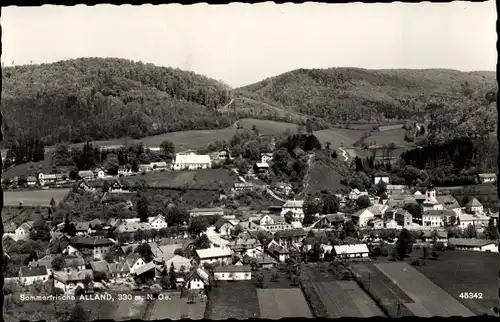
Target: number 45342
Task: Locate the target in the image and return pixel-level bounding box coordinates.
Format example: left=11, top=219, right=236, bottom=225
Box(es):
left=459, top=292, right=483, bottom=299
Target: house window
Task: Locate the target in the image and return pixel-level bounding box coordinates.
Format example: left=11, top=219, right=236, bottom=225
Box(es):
left=221, top=274, right=225, bottom=278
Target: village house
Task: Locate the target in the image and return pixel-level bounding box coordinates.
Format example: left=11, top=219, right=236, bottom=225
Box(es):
left=422, top=210, right=455, bottom=228
left=90, top=168, right=105, bottom=179
left=373, top=171, right=390, bottom=184
left=190, top=207, right=225, bottom=217
left=28, top=254, right=55, bottom=274
left=38, top=173, right=58, bottom=186
left=27, top=176, right=38, bottom=186
left=217, top=148, right=232, bottom=160
left=133, top=261, right=160, bottom=282
left=258, top=214, right=294, bottom=232
left=147, top=214, right=169, bottom=230
left=89, top=260, right=111, bottom=280
left=185, top=267, right=210, bottom=291
left=315, top=214, right=346, bottom=229
left=280, top=200, right=305, bottom=222
left=266, top=240, right=290, bottom=262
left=75, top=179, right=95, bottom=193
left=64, top=256, right=87, bottom=271
left=334, top=244, right=370, bottom=260
left=195, top=248, right=233, bottom=265
left=229, top=238, right=262, bottom=255
left=458, top=213, right=490, bottom=229
left=63, top=245, right=82, bottom=257
left=252, top=255, right=277, bottom=268
left=53, top=269, right=94, bottom=293
left=491, top=212, right=499, bottom=226
left=348, top=188, right=368, bottom=201
left=124, top=253, right=148, bottom=274
left=349, top=208, right=377, bottom=227
left=172, top=153, right=211, bottom=171
left=15, top=221, right=34, bottom=236
left=75, top=219, right=102, bottom=235
left=466, top=198, right=484, bottom=215
left=213, top=265, right=252, bottom=281
left=254, top=162, right=270, bottom=174
left=19, top=266, right=51, bottom=286
left=274, top=182, right=293, bottom=196
left=478, top=173, right=496, bottom=183
left=207, top=234, right=232, bottom=250
left=261, top=153, right=273, bottom=163
left=78, top=170, right=95, bottom=182
left=274, top=229, right=307, bottom=247
left=448, top=238, right=498, bottom=252
left=69, top=236, right=115, bottom=260
left=108, top=262, right=131, bottom=279
left=384, top=209, right=413, bottom=227
left=234, top=182, right=254, bottom=192
left=237, top=220, right=263, bottom=232
left=108, top=179, right=130, bottom=193
left=214, top=218, right=240, bottom=236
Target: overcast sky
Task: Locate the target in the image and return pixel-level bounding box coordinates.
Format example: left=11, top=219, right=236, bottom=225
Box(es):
left=2, top=2, right=496, bottom=88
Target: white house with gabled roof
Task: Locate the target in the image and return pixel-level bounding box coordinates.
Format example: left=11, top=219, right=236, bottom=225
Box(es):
left=195, top=248, right=233, bottom=265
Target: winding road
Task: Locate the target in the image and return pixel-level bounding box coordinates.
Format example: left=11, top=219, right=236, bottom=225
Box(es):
left=338, top=147, right=349, bottom=162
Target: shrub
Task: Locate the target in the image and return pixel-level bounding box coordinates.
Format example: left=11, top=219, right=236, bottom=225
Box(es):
left=380, top=247, right=389, bottom=257
left=447, top=243, right=456, bottom=251
left=434, top=242, right=445, bottom=251
left=410, top=260, right=420, bottom=266
left=431, top=251, right=439, bottom=259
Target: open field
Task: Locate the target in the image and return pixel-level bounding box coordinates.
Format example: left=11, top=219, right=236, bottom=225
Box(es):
left=305, top=155, right=350, bottom=195
left=205, top=281, right=260, bottom=319
left=238, top=118, right=299, bottom=134
left=299, top=263, right=384, bottom=318
left=133, top=188, right=222, bottom=210
left=410, top=251, right=498, bottom=316
left=364, top=128, right=409, bottom=147
left=149, top=292, right=205, bottom=320
left=79, top=299, right=119, bottom=320
left=3, top=157, right=54, bottom=180
left=314, top=128, right=365, bottom=148
left=349, top=262, right=416, bottom=317
left=310, top=281, right=385, bottom=318
left=375, top=262, right=475, bottom=317
left=257, top=288, right=313, bottom=319
left=114, top=297, right=148, bottom=320
left=4, top=188, right=71, bottom=207
left=125, top=169, right=237, bottom=191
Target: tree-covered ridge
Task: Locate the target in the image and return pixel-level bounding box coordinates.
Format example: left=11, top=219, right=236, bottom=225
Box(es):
left=1, top=58, right=233, bottom=147
left=239, top=67, right=497, bottom=127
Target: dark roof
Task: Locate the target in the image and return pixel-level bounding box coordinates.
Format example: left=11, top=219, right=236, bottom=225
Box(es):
left=71, top=236, right=115, bottom=247
left=436, top=195, right=461, bottom=209
left=423, top=210, right=455, bottom=217
left=20, top=266, right=48, bottom=277
left=213, top=265, right=251, bottom=273
left=448, top=238, right=497, bottom=247
left=321, top=214, right=345, bottom=223
left=214, top=218, right=230, bottom=230
left=277, top=229, right=307, bottom=238
left=373, top=171, right=389, bottom=177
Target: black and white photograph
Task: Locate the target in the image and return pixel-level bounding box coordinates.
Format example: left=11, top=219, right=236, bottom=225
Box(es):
left=1, top=1, right=498, bottom=321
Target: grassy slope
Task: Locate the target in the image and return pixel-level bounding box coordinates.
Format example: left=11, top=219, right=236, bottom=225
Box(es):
left=238, top=68, right=497, bottom=129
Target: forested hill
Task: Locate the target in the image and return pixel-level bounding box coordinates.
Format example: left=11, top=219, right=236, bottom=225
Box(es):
left=238, top=68, right=497, bottom=137
left=1, top=58, right=234, bottom=147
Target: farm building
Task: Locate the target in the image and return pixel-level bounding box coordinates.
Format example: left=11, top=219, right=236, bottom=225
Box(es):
left=15, top=221, right=34, bottom=236
left=92, top=168, right=106, bottom=179
left=213, top=265, right=252, bottom=281
left=214, top=218, right=240, bottom=236
left=421, top=230, right=448, bottom=245
left=448, top=238, right=498, bottom=252
left=172, top=153, right=211, bottom=171
left=436, top=195, right=462, bottom=215
left=164, top=255, right=192, bottom=272
left=274, top=229, right=307, bottom=247
left=19, top=266, right=50, bottom=286
left=478, top=173, right=496, bottom=183
left=189, top=207, right=224, bottom=217
left=118, top=166, right=134, bottom=176
left=334, top=244, right=370, bottom=260
left=280, top=200, right=304, bottom=222
left=150, top=161, right=169, bottom=170
left=457, top=213, right=490, bottom=229
left=266, top=240, right=290, bottom=262
left=53, top=269, right=94, bottom=293
left=27, top=176, right=38, bottom=186
left=138, top=164, right=154, bottom=173
left=195, top=248, right=233, bottom=265
left=108, top=179, right=130, bottom=193
left=69, top=236, right=115, bottom=260
left=384, top=209, right=412, bottom=227
left=373, top=171, right=390, bottom=184
left=37, top=173, right=57, bottom=185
